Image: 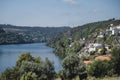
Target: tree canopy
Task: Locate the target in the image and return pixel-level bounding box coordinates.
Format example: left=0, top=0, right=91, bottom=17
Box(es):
left=0, top=53, right=55, bottom=80
left=62, top=55, right=86, bottom=80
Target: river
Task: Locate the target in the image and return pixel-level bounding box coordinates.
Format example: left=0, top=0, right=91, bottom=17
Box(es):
left=0, top=43, right=62, bottom=73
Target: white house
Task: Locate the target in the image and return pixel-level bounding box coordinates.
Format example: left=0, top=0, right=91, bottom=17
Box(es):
left=106, top=25, right=120, bottom=35
left=105, top=29, right=112, bottom=35
left=97, top=32, right=104, bottom=38
left=94, top=43, right=103, bottom=49
left=98, top=35, right=104, bottom=38
left=85, top=43, right=103, bottom=53
left=112, top=29, right=119, bottom=35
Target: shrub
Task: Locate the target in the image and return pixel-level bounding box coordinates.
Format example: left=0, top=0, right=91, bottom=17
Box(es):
left=87, top=60, right=114, bottom=78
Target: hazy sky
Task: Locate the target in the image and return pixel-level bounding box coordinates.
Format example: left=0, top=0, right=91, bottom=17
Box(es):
left=0, top=0, right=120, bottom=27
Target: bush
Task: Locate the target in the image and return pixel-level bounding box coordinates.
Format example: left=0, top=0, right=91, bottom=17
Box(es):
left=87, top=60, right=114, bottom=78
left=0, top=67, right=20, bottom=80
left=111, top=47, right=120, bottom=75
left=0, top=53, right=55, bottom=80
left=62, top=55, right=86, bottom=80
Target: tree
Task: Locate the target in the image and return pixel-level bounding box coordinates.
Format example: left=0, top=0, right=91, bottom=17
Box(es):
left=111, top=47, right=120, bottom=75
left=62, top=55, right=86, bottom=80
left=57, top=70, right=65, bottom=80
left=16, top=52, right=34, bottom=67
left=71, top=41, right=84, bottom=54
left=87, top=60, right=114, bottom=78
left=1, top=53, right=55, bottom=80
left=20, top=72, right=37, bottom=80
left=0, top=28, right=5, bottom=33
left=34, top=56, right=41, bottom=63
left=44, top=58, right=55, bottom=79
left=19, top=58, right=55, bottom=80
left=100, top=47, right=107, bottom=55
left=0, top=67, right=20, bottom=80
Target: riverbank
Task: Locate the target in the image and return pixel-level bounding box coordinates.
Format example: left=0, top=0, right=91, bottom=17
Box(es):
left=0, top=41, right=46, bottom=45
left=0, top=43, right=62, bottom=73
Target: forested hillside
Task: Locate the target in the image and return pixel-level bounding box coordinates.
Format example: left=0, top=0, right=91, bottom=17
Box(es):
left=0, top=24, right=70, bottom=45
left=48, top=19, right=120, bottom=58
left=46, top=19, right=120, bottom=80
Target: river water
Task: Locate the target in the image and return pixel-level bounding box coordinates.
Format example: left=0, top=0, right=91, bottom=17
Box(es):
left=0, top=43, right=62, bottom=73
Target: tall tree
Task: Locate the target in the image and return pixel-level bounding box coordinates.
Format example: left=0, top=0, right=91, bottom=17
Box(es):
left=62, top=55, right=86, bottom=80
left=111, top=47, right=120, bottom=75
left=16, top=52, right=34, bottom=67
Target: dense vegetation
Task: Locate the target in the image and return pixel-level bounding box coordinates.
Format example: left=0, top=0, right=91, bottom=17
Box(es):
left=57, top=44, right=120, bottom=80
left=1, top=19, right=120, bottom=80
left=47, top=19, right=120, bottom=79
left=0, top=24, right=70, bottom=45
left=0, top=53, right=55, bottom=80
left=61, top=55, right=86, bottom=80
left=48, top=19, right=120, bottom=58
left=0, top=47, right=120, bottom=80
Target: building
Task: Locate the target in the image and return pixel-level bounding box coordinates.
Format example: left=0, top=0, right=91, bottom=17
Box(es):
left=83, top=60, right=92, bottom=65
left=105, top=29, right=112, bottom=35
left=97, top=32, right=104, bottom=38
left=97, top=35, right=104, bottom=38
left=88, top=43, right=103, bottom=53
left=106, top=25, right=120, bottom=36
left=94, top=43, right=103, bottom=49
left=111, top=29, right=119, bottom=35
left=84, top=43, right=103, bottom=53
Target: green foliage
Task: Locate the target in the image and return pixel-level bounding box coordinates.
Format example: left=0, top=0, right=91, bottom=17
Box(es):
left=87, top=60, right=114, bottom=78
left=87, top=76, right=120, bottom=80
left=90, top=51, right=96, bottom=55
left=57, top=70, right=64, bottom=79
left=111, top=47, right=120, bottom=75
left=0, top=53, right=55, bottom=80
left=48, top=19, right=120, bottom=59
left=96, top=37, right=104, bottom=43
left=34, top=56, right=41, bottom=63
left=20, top=72, right=37, bottom=80
left=16, top=52, right=34, bottom=67
left=105, top=36, right=116, bottom=45
left=0, top=28, right=5, bottom=33
left=0, top=24, right=70, bottom=45
left=0, top=32, right=25, bottom=44
left=0, top=67, right=20, bottom=80
left=68, top=41, right=85, bottom=55
left=54, top=38, right=70, bottom=59
left=100, top=45, right=107, bottom=55
left=20, top=60, right=55, bottom=80
left=62, top=55, right=86, bottom=79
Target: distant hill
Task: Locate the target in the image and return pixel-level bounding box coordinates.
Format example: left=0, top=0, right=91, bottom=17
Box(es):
left=0, top=24, right=70, bottom=45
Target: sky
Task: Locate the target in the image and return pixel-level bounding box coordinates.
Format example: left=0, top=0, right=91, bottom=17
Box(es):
left=0, top=0, right=120, bottom=27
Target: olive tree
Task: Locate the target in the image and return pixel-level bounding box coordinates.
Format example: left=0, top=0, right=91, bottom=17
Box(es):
left=19, top=58, right=55, bottom=80
left=16, top=52, right=34, bottom=67
left=62, top=55, right=86, bottom=80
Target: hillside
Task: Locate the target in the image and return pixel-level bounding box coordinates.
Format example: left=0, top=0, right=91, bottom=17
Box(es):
left=48, top=19, right=120, bottom=58
left=0, top=19, right=120, bottom=80
left=0, top=24, right=70, bottom=45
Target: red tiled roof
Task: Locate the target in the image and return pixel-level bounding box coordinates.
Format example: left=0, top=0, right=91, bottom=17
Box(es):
left=95, top=55, right=111, bottom=61
left=83, top=60, right=92, bottom=65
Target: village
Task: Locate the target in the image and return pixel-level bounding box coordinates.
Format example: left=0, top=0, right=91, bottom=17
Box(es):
left=68, top=24, right=120, bottom=65
left=80, top=24, right=120, bottom=65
